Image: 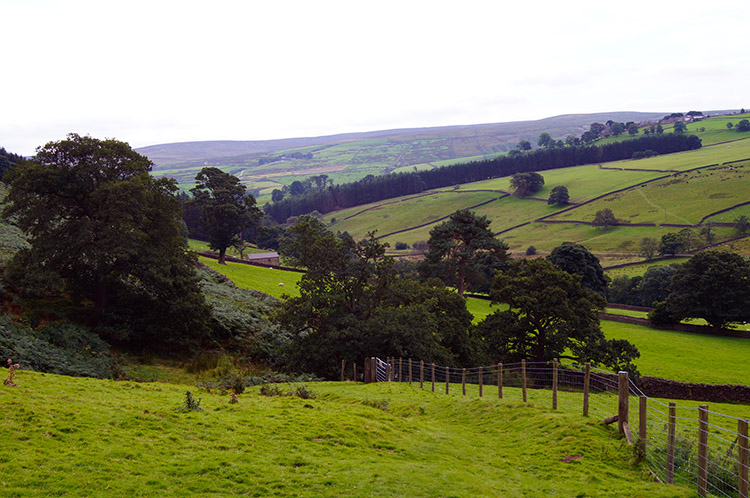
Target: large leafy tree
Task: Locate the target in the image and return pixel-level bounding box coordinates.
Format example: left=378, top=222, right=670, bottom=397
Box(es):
left=509, top=172, right=545, bottom=197
left=2, top=134, right=208, bottom=347
left=191, top=167, right=262, bottom=264
left=548, top=242, right=608, bottom=298
left=661, top=250, right=750, bottom=329
left=419, top=210, right=508, bottom=296
left=478, top=258, right=639, bottom=374
left=547, top=185, right=569, bottom=205
left=275, top=216, right=479, bottom=378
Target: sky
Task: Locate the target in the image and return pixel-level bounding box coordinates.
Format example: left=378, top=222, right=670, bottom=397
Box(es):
left=3, top=0, right=750, bottom=156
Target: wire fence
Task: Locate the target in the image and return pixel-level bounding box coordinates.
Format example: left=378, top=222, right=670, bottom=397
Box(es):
left=361, top=357, right=750, bottom=498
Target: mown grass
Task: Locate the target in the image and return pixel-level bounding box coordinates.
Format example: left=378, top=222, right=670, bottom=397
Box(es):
left=0, top=371, right=696, bottom=497
left=197, top=256, right=301, bottom=299
left=604, top=258, right=690, bottom=278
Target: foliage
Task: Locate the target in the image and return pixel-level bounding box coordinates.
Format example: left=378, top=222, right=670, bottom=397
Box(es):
left=176, top=391, right=203, bottom=412
left=638, top=265, right=676, bottom=307
left=673, top=121, right=687, bottom=133
left=735, top=215, right=750, bottom=235
left=190, top=167, right=262, bottom=264
left=394, top=241, right=409, bottom=250
left=274, top=217, right=480, bottom=378
left=419, top=210, right=508, bottom=296
left=737, top=119, right=750, bottom=132
left=639, top=237, right=659, bottom=260
left=510, top=172, right=545, bottom=197
left=0, top=146, right=24, bottom=180
left=0, top=317, right=115, bottom=378
left=525, top=245, right=537, bottom=256
left=592, top=208, right=617, bottom=229
left=547, top=185, right=569, bottom=205
left=548, top=242, right=608, bottom=297
left=660, top=250, right=750, bottom=329
left=478, top=258, right=639, bottom=374
left=517, top=139, right=531, bottom=151
left=659, top=232, right=686, bottom=255
left=2, top=134, right=209, bottom=348
left=608, top=275, right=642, bottom=305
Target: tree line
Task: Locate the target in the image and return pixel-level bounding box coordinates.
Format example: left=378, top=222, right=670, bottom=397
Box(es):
left=265, top=133, right=702, bottom=223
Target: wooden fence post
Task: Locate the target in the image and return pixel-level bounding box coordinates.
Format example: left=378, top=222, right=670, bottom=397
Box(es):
left=618, top=371, right=629, bottom=435
left=698, top=405, right=709, bottom=497
left=462, top=368, right=466, bottom=396
left=431, top=363, right=435, bottom=392
left=445, top=366, right=450, bottom=395
left=341, top=360, right=345, bottom=382
left=498, top=363, right=503, bottom=399
left=364, top=358, right=369, bottom=383
left=522, top=360, right=527, bottom=403
left=552, top=358, right=558, bottom=410
left=667, top=402, right=676, bottom=484
left=479, top=367, right=483, bottom=397
left=353, top=362, right=357, bottom=382
left=399, top=357, right=402, bottom=382
left=583, top=362, right=590, bottom=416
left=420, top=361, right=424, bottom=389
left=373, top=357, right=378, bottom=383
left=408, top=358, right=412, bottom=385
left=739, top=418, right=749, bottom=498
left=639, top=396, right=647, bottom=458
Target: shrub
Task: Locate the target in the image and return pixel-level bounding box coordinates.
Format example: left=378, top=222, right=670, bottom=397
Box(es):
left=395, top=242, right=409, bottom=250
left=177, top=391, right=203, bottom=412
left=525, top=246, right=537, bottom=256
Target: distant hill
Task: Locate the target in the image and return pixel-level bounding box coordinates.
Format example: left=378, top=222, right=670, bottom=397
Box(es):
left=137, top=112, right=667, bottom=195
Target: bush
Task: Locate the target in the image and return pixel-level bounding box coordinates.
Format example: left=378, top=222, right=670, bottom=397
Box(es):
left=0, top=317, right=115, bottom=378
left=525, top=246, right=537, bottom=256
left=395, top=242, right=409, bottom=250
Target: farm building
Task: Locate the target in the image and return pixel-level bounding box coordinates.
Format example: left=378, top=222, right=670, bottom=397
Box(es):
left=246, top=252, right=279, bottom=266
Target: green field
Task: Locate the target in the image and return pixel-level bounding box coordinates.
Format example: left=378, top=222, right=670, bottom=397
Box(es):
left=0, top=371, right=695, bottom=498
left=198, top=256, right=301, bottom=299
left=604, top=258, right=690, bottom=278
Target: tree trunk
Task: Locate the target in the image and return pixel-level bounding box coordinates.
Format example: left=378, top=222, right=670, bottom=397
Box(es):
left=218, top=247, right=227, bottom=265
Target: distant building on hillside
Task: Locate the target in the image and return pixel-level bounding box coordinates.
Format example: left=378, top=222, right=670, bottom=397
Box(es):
left=246, top=252, right=279, bottom=266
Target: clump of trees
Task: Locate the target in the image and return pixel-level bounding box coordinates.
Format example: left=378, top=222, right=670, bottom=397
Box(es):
left=592, top=208, right=618, bottom=229
left=510, top=172, right=544, bottom=197
left=2, top=134, right=210, bottom=349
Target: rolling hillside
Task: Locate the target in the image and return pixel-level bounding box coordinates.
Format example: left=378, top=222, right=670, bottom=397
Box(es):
left=138, top=112, right=666, bottom=195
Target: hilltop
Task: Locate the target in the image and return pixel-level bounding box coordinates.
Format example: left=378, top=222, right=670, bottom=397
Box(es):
left=137, top=112, right=667, bottom=194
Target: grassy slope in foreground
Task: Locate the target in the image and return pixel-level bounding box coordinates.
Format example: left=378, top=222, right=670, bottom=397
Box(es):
left=0, top=372, right=693, bottom=498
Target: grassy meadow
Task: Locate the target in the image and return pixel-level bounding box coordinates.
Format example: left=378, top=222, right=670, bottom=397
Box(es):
left=0, top=371, right=697, bottom=498
left=197, top=256, right=301, bottom=299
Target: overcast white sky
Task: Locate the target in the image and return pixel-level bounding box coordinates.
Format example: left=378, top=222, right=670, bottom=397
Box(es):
left=3, top=0, right=749, bottom=155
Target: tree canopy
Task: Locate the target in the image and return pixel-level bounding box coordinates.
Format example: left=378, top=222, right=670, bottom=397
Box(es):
left=2, top=134, right=208, bottom=347
left=659, top=250, right=750, bottom=329
left=592, top=208, right=617, bottom=229
left=191, top=167, right=262, bottom=264
left=547, top=242, right=608, bottom=298
left=510, top=172, right=545, bottom=197
left=477, top=258, right=639, bottom=374
left=419, top=210, right=508, bottom=296
left=547, top=185, right=569, bottom=205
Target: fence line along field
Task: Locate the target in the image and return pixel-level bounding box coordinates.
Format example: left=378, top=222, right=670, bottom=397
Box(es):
left=0, top=370, right=695, bottom=498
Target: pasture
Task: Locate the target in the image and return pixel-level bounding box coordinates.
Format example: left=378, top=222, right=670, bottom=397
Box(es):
left=197, top=256, right=301, bottom=299
left=0, top=371, right=695, bottom=498
left=603, top=258, right=689, bottom=278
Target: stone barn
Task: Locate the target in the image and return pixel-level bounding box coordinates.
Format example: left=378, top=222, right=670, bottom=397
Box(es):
left=246, top=251, right=279, bottom=266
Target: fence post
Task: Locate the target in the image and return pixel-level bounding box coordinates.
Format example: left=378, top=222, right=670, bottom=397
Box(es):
left=583, top=362, right=590, bottom=416
left=373, top=357, right=378, bottom=383
left=399, top=357, right=403, bottom=382
left=639, top=396, right=647, bottom=458
left=667, top=402, right=676, bottom=484
left=462, top=368, right=466, bottom=396
left=364, top=358, right=369, bottom=383
left=408, top=358, right=412, bottom=385
left=739, top=418, right=749, bottom=498
left=552, top=358, right=558, bottom=410
left=431, top=363, right=435, bottom=392
left=522, top=359, right=527, bottom=403
left=353, top=362, right=357, bottom=382
left=498, top=363, right=503, bottom=399
left=618, top=371, right=629, bottom=435
left=445, top=366, right=450, bottom=395
left=698, top=405, right=709, bottom=497
left=479, top=367, right=483, bottom=397
left=341, top=360, right=345, bottom=382
left=420, top=361, right=424, bottom=389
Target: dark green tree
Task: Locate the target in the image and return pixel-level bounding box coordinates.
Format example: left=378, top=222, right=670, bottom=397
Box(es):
left=737, top=119, right=750, bottom=132
left=628, top=124, right=639, bottom=136
left=2, top=134, right=208, bottom=347
left=510, top=172, right=545, bottom=197
left=661, top=250, right=750, bottom=329
left=638, top=265, right=675, bottom=307
left=191, top=167, right=262, bottom=264
left=477, top=258, right=639, bottom=374
left=734, top=215, right=750, bottom=235
left=699, top=223, right=716, bottom=244
left=275, top=216, right=480, bottom=377
left=656, top=124, right=664, bottom=134
left=673, top=121, right=687, bottom=133
left=419, top=210, right=508, bottom=296
left=610, top=122, right=625, bottom=136
left=659, top=232, right=686, bottom=255
left=517, top=139, right=532, bottom=151
left=537, top=133, right=553, bottom=148
left=547, top=185, right=570, bottom=205
left=592, top=208, right=617, bottom=229
left=548, top=242, right=608, bottom=298
left=639, top=237, right=659, bottom=260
